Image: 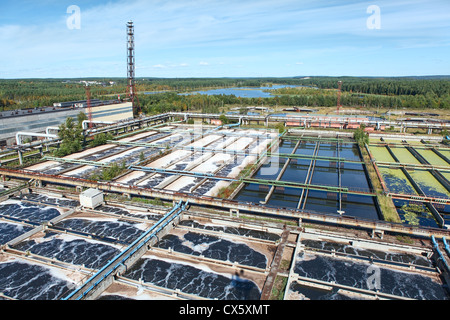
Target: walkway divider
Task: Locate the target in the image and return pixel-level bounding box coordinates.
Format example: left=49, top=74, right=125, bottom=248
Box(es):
left=297, top=140, right=320, bottom=210
left=385, top=146, right=446, bottom=228
left=337, top=139, right=343, bottom=213
left=261, top=139, right=301, bottom=204
left=432, top=148, right=450, bottom=165
left=62, top=200, right=189, bottom=300
left=406, top=146, right=450, bottom=193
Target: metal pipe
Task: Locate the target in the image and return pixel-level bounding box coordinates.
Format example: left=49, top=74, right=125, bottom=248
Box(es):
left=16, top=132, right=58, bottom=145
left=443, top=237, right=450, bottom=257
left=46, top=127, right=60, bottom=135
left=82, top=120, right=115, bottom=130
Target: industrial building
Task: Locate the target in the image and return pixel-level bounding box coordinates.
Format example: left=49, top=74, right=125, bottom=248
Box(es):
left=0, top=102, right=133, bottom=147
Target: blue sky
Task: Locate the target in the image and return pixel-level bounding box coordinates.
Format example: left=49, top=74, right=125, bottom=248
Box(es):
left=0, top=0, right=449, bottom=78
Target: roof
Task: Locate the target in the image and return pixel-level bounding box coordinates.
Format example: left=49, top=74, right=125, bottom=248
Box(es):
left=81, top=188, right=103, bottom=197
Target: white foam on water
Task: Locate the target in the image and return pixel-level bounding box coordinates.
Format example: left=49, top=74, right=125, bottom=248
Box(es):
left=0, top=198, right=65, bottom=215
left=120, top=131, right=158, bottom=142
left=2, top=256, right=79, bottom=286
left=163, top=176, right=197, bottom=191
left=116, top=170, right=146, bottom=184
left=140, top=253, right=236, bottom=281
left=186, top=134, right=222, bottom=148
left=205, top=180, right=230, bottom=197
left=149, top=150, right=192, bottom=168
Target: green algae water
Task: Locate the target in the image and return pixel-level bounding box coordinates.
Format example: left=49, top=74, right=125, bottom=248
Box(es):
left=370, top=146, right=395, bottom=163
left=390, top=147, right=421, bottom=164
left=408, top=170, right=450, bottom=198
left=439, top=149, right=450, bottom=159
left=379, top=168, right=417, bottom=195
left=443, top=172, right=450, bottom=182
left=416, top=149, right=449, bottom=166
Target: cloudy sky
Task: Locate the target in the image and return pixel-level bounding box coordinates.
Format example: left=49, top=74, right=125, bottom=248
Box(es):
left=1, top=0, right=449, bottom=78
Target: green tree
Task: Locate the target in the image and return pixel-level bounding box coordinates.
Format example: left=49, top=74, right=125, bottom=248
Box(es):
left=219, top=114, right=229, bottom=125
left=54, top=113, right=86, bottom=157
left=91, top=162, right=126, bottom=181
left=354, top=126, right=369, bottom=145
left=90, top=132, right=113, bottom=147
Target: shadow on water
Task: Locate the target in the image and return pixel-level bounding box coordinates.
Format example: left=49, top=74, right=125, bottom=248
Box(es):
left=122, top=258, right=261, bottom=300
left=231, top=269, right=258, bottom=300
left=156, top=232, right=268, bottom=269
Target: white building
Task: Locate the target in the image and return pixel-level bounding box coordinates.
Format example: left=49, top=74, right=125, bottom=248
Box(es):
left=80, top=188, right=104, bottom=209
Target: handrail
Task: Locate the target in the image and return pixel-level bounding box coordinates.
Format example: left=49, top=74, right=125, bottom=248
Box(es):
left=443, top=237, right=450, bottom=257
left=431, top=236, right=450, bottom=273
left=62, top=201, right=187, bottom=300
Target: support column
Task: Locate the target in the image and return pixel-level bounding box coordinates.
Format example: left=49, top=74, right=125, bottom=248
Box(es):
left=230, top=209, right=239, bottom=218
left=18, top=150, right=23, bottom=165
left=371, top=229, right=384, bottom=239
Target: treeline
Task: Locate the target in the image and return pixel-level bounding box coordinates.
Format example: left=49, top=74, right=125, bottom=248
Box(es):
left=1, top=76, right=450, bottom=111
left=295, top=77, right=450, bottom=98
left=139, top=92, right=221, bottom=114
left=268, top=86, right=450, bottom=109
left=138, top=88, right=450, bottom=114
left=0, top=78, right=273, bottom=111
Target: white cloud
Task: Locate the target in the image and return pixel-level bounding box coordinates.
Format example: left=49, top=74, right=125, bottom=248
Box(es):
left=1, top=0, right=449, bottom=78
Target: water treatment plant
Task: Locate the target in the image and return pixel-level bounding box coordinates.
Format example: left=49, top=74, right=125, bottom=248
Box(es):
left=0, top=110, right=450, bottom=301
left=1, top=8, right=450, bottom=304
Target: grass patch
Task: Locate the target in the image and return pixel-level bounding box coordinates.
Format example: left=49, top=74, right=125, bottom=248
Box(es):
left=130, top=197, right=172, bottom=207
left=90, top=162, right=127, bottom=181
left=270, top=276, right=288, bottom=300
left=377, top=194, right=401, bottom=223
left=216, top=163, right=256, bottom=199
left=239, top=214, right=297, bottom=226
left=395, top=235, right=415, bottom=244
left=359, top=143, right=401, bottom=223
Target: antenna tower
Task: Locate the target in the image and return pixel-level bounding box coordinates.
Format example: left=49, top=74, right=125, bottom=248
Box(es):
left=337, top=81, right=343, bottom=115
left=85, top=85, right=93, bottom=129
left=127, top=20, right=141, bottom=116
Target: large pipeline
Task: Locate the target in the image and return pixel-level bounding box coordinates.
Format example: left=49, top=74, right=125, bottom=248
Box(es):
left=62, top=200, right=188, bottom=300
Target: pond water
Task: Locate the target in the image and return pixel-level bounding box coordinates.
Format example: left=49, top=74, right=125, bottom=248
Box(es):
left=181, top=85, right=302, bottom=98
left=0, top=194, right=271, bottom=300
left=123, top=256, right=261, bottom=300
left=291, top=250, right=448, bottom=300
left=235, top=139, right=379, bottom=220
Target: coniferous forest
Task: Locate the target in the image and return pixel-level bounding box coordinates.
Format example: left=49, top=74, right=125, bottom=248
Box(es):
left=1, top=76, right=449, bottom=114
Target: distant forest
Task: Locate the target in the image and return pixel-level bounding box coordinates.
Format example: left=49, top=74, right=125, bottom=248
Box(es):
left=1, top=76, right=449, bottom=113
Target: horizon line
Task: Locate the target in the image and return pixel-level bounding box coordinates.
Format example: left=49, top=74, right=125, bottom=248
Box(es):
left=2, top=75, right=450, bottom=81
